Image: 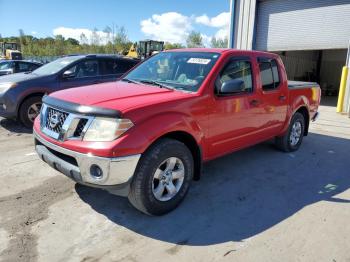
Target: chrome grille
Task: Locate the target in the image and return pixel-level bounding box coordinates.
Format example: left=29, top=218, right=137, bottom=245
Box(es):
left=40, top=104, right=92, bottom=141
left=45, top=107, right=69, bottom=134
left=73, top=118, right=88, bottom=137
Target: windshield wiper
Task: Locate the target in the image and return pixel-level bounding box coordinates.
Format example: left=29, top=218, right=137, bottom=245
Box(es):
left=139, top=80, right=175, bottom=90
left=121, top=78, right=141, bottom=84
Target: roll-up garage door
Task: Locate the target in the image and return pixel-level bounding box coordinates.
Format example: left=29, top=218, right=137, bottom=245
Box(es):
left=255, top=0, right=350, bottom=51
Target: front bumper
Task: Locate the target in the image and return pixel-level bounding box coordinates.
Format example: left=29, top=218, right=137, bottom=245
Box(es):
left=34, top=129, right=141, bottom=196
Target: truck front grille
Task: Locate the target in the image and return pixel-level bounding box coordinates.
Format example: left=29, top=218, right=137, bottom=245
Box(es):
left=45, top=107, right=69, bottom=134
left=40, top=104, right=92, bottom=141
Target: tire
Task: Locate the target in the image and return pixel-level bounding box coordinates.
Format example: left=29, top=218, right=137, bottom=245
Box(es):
left=19, top=96, right=43, bottom=128
left=275, top=112, right=305, bottom=152
left=128, top=138, right=194, bottom=216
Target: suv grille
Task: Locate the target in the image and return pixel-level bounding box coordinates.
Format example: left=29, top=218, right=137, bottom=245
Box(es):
left=45, top=107, right=69, bottom=134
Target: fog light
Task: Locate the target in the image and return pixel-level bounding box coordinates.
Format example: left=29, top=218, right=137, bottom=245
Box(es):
left=90, top=164, right=103, bottom=179
left=0, top=103, right=6, bottom=110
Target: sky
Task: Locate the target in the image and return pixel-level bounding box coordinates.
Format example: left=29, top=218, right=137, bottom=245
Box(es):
left=0, top=0, right=230, bottom=46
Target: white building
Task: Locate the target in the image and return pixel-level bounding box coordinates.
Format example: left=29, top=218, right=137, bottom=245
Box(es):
left=230, top=0, right=350, bottom=106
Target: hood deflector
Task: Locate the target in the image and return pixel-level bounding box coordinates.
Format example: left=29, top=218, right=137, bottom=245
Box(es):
left=42, top=95, right=122, bottom=118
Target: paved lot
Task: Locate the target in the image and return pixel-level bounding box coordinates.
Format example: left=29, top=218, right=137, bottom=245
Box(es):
left=0, top=104, right=349, bottom=262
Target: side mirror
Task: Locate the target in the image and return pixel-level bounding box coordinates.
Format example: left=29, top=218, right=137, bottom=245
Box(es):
left=62, top=70, right=75, bottom=79
left=219, top=79, right=245, bottom=95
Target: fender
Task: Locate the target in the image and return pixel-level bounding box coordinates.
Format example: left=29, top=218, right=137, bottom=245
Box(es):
left=279, top=95, right=310, bottom=136
left=112, top=111, right=205, bottom=157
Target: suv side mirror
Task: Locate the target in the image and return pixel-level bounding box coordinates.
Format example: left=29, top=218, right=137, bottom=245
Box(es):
left=219, top=79, right=245, bottom=95
left=62, top=70, right=75, bottom=79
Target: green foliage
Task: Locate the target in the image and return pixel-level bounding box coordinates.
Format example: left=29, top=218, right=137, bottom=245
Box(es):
left=211, top=37, right=228, bottom=48
left=186, top=31, right=203, bottom=48
left=164, top=42, right=184, bottom=50
left=0, top=27, right=133, bottom=58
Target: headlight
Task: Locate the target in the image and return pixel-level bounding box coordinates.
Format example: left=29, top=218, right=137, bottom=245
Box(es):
left=0, top=82, right=17, bottom=93
left=83, top=117, right=134, bottom=142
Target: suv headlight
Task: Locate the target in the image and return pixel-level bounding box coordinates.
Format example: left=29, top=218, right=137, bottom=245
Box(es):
left=0, top=82, right=17, bottom=93
left=83, top=117, right=134, bottom=142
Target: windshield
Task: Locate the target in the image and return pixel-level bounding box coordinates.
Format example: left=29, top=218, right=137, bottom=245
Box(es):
left=32, top=56, right=82, bottom=75
left=124, top=52, right=221, bottom=92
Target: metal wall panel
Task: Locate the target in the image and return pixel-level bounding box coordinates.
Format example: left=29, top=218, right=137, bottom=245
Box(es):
left=255, top=0, right=350, bottom=51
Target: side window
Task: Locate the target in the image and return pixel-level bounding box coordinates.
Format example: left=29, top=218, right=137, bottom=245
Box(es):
left=258, top=58, right=280, bottom=91
left=99, top=59, right=136, bottom=75
left=99, top=59, right=118, bottom=75
left=30, top=64, right=41, bottom=71
left=115, top=59, right=136, bottom=74
left=18, top=62, right=31, bottom=72
left=216, top=59, right=253, bottom=94
left=67, top=60, right=98, bottom=78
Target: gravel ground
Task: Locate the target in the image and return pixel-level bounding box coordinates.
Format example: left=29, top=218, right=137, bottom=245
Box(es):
left=0, top=103, right=349, bottom=262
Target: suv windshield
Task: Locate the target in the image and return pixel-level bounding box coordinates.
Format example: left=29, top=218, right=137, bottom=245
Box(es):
left=124, top=52, right=220, bottom=92
left=32, top=56, right=82, bottom=75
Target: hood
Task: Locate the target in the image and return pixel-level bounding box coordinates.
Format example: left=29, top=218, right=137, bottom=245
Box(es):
left=50, top=81, right=190, bottom=112
left=0, top=72, right=48, bottom=83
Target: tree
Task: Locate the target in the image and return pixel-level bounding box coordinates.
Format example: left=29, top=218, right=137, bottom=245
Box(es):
left=80, top=33, right=88, bottom=45
left=91, top=28, right=100, bottom=46
left=211, top=37, right=228, bottom=48
left=186, top=31, right=203, bottom=48
left=114, top=26, right=131, bottom=53
left=103, top=26, right=112, bottom=43
left=164, top=42, right=184, bottom=50
left=66, top=38, right=79, bottom=46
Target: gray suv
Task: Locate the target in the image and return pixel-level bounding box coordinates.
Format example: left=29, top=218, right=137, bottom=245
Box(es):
left=0, top=54, right=139, bottom=127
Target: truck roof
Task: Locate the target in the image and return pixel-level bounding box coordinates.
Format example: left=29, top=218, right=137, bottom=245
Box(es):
left=165, top=48, right=278, bottom=57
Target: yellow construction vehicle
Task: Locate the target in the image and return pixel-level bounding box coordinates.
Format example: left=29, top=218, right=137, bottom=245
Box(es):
left=127, top=40, right=164, bottom=59
left=0, top=42, right=23, bottom=60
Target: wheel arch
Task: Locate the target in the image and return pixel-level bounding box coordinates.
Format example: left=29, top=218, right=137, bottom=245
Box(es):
left=295, top=106, right=310, bottom=136
left=151, top=131, right=203, bottom=181
left=17, top=92, right=45, bottom=118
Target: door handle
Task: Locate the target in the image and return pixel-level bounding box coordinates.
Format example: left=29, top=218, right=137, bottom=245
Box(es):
left=250, top=99, right=260, bottom=106
left=279, top=95, right=286, bottom=101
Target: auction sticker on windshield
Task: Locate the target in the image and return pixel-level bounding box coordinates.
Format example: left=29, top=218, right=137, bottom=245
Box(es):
left=187, top=58, right=211, bottom=64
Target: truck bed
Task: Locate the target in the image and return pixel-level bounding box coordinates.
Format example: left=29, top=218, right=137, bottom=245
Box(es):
left=288, top=80, right=319, bottom=89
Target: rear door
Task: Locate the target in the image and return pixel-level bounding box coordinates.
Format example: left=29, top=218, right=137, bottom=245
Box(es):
left=256, top=57, right=288, bottom=136
left=59, top=59, right=101, bottom=89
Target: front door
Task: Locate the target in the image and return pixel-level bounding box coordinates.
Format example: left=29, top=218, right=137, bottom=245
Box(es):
left=60, top=59, right=101, bottom=89
left=207, top=56, right=265, bottom=158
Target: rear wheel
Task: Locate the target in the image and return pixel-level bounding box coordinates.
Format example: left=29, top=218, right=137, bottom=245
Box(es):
left=128, top=138, right=194, bottom=216
left=275, top=112, right=305, bottom=152
left=19, top=96, right=42, bottom=128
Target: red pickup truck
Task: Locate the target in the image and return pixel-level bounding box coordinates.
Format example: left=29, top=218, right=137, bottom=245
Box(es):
left=33, top=48, right=320, bottom=215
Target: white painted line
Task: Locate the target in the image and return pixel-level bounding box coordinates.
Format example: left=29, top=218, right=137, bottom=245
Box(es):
left=25, top=152, right=36, bottom=156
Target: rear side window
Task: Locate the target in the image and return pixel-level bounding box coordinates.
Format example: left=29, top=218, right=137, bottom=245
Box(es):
left=99, top=59, right=136, bottom=75
left=216, top=59, right=253, bottom=94
left=18, top=62, right=31, bottom=72
left=258, top=58, right=280, bottom=91
left=30, top=63, right=41, bottom=71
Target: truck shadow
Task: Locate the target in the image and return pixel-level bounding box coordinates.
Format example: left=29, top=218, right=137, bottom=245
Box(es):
left=76, top=132, right=350, bottom=246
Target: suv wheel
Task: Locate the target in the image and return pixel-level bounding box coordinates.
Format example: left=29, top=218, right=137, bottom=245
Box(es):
left=19, top=96, right=42, bottom=128
left=128, top=138, right=194, bottom=215
left=275, top=112, right=305, bottom=152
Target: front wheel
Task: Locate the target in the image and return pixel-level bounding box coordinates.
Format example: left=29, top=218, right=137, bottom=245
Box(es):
left=275, top=112, right=305, bottom=152
left=19, top=96, right=42, bottom=128
left=128, top=138, right=194, bottom=216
